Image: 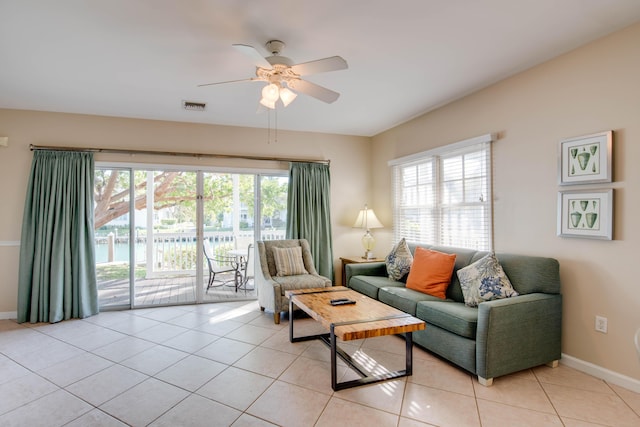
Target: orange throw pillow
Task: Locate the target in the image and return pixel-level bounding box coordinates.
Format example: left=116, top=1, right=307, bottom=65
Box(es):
left=406, top=247, right=456, bottom=299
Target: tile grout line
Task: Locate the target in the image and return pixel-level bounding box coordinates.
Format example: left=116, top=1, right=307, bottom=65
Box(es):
left=3, top=305, right=640, bottom=426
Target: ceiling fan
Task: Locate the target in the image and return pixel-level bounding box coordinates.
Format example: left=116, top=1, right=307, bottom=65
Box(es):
left=198, top=40, right=348, bottom=109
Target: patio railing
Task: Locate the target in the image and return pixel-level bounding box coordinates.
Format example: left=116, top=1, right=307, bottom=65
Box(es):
left=96, top=230, right=286, bottom=275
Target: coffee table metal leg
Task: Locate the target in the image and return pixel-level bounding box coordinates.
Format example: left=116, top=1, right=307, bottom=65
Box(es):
left=327, top=331, right=414, bottom=391
left=289, top=298, right=294, bottom=342
left=330, top=324, right=337, bottom=391
left=406, top=332, right=413, bottom=375
left=289, top=298, right=327, bottom=343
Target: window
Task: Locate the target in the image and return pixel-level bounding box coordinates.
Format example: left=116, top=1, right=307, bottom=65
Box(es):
left=390, top=134, right=494, bottom=251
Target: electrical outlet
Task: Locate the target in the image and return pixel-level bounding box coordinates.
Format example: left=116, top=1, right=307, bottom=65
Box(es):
left=595, top=315, right=608, bottom=333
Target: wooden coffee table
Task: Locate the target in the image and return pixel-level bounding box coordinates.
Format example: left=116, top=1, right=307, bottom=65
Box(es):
left=286, top=286, right=425, bottom=391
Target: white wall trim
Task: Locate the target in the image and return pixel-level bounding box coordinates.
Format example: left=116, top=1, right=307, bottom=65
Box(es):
left=0, top=311, right=17, bottom=320
left=0, top=241, right=20, bottom=247
left=388, top=133, right=496, bottom=166
left=561, top=353, right=640, bottom=393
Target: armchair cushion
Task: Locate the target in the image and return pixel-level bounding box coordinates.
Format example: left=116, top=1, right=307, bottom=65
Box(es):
left=274, top=274, right=332, bottom=294
left=272, top=246, right=308, bottom=276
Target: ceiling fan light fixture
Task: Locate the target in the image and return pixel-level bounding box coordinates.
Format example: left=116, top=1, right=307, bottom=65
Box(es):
left=261, top=83, right=280, bottom=102
left=201, top=40, right=348, bottom=110
left=259, top=97, right=276, bottom=109
left=279, top=86, right=297, bottom=107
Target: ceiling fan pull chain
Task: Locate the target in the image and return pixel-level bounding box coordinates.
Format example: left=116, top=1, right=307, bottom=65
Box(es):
left=267, top=109, right=271, bottom=144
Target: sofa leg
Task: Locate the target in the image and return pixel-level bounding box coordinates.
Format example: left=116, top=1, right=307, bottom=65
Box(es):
left=273, top=312, right=281, bottom=324
left=546, top=360, right=559, bottom=368
left=260, top=306, right=265, bottom=312
left=478, top=376, right=493, bottom=387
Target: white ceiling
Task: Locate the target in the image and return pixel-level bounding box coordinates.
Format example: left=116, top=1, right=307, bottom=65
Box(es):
left=1, top=1, right=640, bottom=137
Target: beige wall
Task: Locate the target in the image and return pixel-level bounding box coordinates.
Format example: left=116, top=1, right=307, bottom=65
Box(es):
left=371, top=23, right=640, bottom=381
left=0, top=109, right=372, bottom=314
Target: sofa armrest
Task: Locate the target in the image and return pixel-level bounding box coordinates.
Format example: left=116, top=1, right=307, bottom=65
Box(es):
left=345, top=262, right=387, bottom=287
left=476, top=293, right=562, bottom=380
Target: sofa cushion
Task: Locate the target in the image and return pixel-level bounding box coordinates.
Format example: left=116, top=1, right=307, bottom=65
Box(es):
left=416, top=300, right=479, bottom=339
left=493, top=253, right=561, bottom=295
left=272, top=246, right=308, bottom=277
left=349, top=275, right=405, bottom=299
left=275, top=275, right=331, bottom=295
left=379, top=287, right=443, bottom=315
left=457, top=253, right=518, bottom=307
left=406, top=247, right=456, bottom=299
left=385, top=238, right=413, bottom=281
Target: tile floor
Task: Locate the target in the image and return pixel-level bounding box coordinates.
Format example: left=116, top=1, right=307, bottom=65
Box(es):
left=1, top=301, right=639, bottom=426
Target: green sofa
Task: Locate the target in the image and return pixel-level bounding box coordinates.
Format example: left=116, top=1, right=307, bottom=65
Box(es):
left=345, top=243, right=562, bottom=386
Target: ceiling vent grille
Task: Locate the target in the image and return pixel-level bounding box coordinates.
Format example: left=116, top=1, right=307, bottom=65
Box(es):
left=182, top=100, right=207, bottom=111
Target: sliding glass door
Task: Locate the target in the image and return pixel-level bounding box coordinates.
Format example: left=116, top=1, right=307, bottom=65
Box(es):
left=257, top=175, right=288, bottom=241
left=95, top=168, right=199, bottom=308
left=201, top=172, right=255, bottom=301
left=95, top=166, right=287, bottom=309
left=134, top=170, right=198, bottom=306
left=94, top=169, right=132, bottom=308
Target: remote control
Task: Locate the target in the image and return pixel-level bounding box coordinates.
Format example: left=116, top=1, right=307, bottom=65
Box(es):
left=330, top=299, right=356, bottom=306
left=330, top=298, right=350, bottom=303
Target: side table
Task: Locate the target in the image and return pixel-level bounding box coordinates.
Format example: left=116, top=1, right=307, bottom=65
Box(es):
left=340, top=255, right=385, bottom=286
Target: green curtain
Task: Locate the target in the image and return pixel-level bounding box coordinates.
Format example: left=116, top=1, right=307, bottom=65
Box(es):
left=286, top=162, right=334, bottom=280
left=17, top=151, right=98, bottom=323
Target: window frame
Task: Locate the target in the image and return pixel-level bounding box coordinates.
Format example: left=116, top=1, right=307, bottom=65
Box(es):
left=389, top=133, right=495, bottom=251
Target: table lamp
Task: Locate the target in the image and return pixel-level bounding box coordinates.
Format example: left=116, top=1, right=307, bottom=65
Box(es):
left=353, top=204, right=384, bottom=259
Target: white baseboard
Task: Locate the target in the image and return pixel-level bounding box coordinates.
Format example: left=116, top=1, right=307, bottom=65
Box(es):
left=0, top=311, right=17, bottom=320
left=561, top=353, right=640, bottom=393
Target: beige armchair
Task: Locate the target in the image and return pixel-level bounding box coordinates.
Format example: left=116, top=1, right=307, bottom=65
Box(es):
left=256, top=239, right=332, bottom=324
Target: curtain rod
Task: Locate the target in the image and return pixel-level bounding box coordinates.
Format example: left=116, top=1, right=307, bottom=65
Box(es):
left=29, top=144, right=330, bottom=165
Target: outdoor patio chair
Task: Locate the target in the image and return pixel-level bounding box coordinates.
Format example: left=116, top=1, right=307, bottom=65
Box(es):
left=256, top=239, right=332, bottom=324
left=203, top=241, right=242, bottom=292
left=239, top=243, right=255, bottom=290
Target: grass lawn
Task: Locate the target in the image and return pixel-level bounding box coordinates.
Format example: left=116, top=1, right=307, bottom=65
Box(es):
left=96, top=263, right=147, bottom=281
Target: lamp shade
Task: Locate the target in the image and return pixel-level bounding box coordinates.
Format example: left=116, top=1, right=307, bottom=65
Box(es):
left=259, top=97, right=276, bottom=109
left=261, top=83, right=280, bottom=102
left=353, top=206, right=383, bottom=230
left=353, top=205, right=383, bottom=259
left=279, top=86, right=297, bottom=107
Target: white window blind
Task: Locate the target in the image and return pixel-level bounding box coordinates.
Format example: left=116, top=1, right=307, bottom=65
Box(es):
left=390, top=134, right=494, bottom=251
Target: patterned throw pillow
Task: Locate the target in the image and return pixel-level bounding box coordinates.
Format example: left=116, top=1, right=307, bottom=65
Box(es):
left=272, top=246, right=309, bottom=277
left=457, top=253, right=518, bottom=307
left=385, top=238, right=413, bottom=281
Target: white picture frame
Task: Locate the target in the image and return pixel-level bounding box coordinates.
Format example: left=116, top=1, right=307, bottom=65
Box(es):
left=559, top=131, right=612, bottom=185
left=557, top=189, right=613, bottom=240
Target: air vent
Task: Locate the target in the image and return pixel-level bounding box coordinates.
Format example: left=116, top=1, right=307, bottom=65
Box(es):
left=182, top=100, right=207, bottom=111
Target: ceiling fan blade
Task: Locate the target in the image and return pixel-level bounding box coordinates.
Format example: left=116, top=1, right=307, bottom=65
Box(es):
left=232, top=44, right=272, bottom=69
left=197, top=77, right=259, bottom=87
left=291, top=56, right=348, bottom=76
left=287, top=79, right=340, bottom=103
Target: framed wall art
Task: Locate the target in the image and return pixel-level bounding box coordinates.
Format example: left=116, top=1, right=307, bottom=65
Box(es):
left=557, top=189, right=613, bottom=240
left=559, top=130, right=612, bottom=185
